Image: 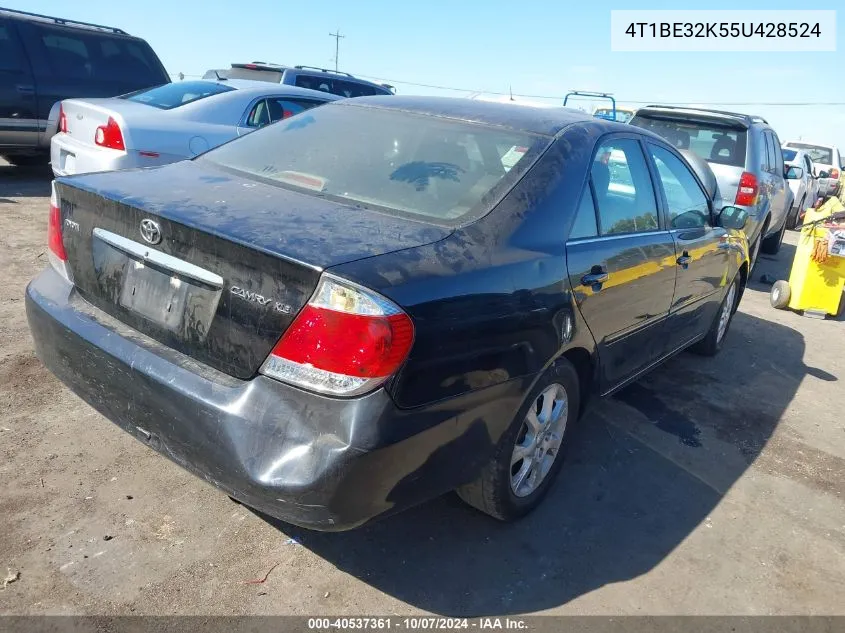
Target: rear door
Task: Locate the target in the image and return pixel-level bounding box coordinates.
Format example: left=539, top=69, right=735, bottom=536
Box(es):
left=0, top=19, right=39, bottom=149
left=566, top=135, right=677, bottom=392
left=766, top=130, right=788, bottom=228
left=646, top=142, right=729, bottom=350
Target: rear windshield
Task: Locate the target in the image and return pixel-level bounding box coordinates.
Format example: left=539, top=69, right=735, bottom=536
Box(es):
left=225, top=67, right=284, bottom=83
left=26, top=23, right=166, bottom=86
left=631, top=115, right=748, bottom=167
left=200, top=103, right=547, bottom=225
left=122, top=81, right=234, bottom=109
left=782, top=148, right=797, bottom=162
left=785, top=143, right=832, bottom=165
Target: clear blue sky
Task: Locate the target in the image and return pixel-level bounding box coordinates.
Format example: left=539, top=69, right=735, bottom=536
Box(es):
left=11, top=0, right=845, bottom=148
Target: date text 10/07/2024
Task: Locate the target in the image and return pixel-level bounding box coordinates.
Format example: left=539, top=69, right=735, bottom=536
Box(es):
left=624, top=22, right=822, bottom=39
left=307, top=617, right=529, bottom=630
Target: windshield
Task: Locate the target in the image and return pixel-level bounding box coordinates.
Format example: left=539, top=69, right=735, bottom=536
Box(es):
left=122, top=81, right=234, bottom=109
left=781, top=148, right=797, bottom=162
left=200, top=103, right=547, bottom=225
left=786, top=143, right=833, bottom=165
left=630, top=116, right=748, bottom=167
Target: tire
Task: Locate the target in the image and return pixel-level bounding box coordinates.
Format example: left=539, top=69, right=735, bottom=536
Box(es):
left=4, top=153, right=48, bottom=167
left=770, top=280, right=791, bottom=309
left=787, top=196, right=804, bottom=231
left=748, top=235, right=761, bottom=272
left=690, top=275, right=740, bottom=357
left=761, top=217, right=786, bottom=255
left=456, top=360, right=580, bottom=522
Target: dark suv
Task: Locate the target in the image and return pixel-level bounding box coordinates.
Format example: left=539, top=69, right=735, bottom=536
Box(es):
left=0, top=7, right=169, bottom=166
left=203, top=63, right=394, bottom=98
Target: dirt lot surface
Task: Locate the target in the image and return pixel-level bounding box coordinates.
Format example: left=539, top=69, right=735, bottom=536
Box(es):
left=1, top=161, right=844, bottom=616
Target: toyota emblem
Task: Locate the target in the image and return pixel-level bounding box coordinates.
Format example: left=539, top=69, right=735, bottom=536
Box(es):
left=139, top=219, right=162, bottom=245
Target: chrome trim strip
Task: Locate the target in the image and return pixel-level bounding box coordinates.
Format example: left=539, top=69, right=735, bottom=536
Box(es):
left=93, top=228, right=224, bottom=288
left=566, top=230, right=671, bottom=246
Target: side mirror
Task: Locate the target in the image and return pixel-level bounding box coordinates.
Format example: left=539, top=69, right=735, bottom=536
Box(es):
left=786, top=166, right=804, bottom=180
left=717, top=205, right=749, bottom=230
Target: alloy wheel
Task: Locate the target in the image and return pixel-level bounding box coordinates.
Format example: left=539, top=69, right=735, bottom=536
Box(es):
left=510, top=383, right=569, bottom=498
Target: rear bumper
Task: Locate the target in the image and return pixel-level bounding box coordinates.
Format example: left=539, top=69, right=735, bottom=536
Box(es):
left=50, top=134, right=182, bottom=177
left=26, top=269, right=514, bottom=530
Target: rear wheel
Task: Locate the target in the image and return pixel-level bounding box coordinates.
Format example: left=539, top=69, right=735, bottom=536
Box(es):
left=457, top=360, right=579, bottom=521
left=787, top=196, right=804, bottom=230
left=690, top=275, right=740, bottom=357
left=770, top=280, right=791, bottom=309
left=761, top=217, right=786, bottom=255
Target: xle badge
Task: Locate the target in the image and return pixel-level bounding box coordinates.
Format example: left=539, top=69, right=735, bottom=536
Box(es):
left=230, top=287, right=293, bottom=314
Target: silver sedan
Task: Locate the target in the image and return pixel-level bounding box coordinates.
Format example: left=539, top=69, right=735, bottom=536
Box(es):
left=50, top=79, right=341, bottom=177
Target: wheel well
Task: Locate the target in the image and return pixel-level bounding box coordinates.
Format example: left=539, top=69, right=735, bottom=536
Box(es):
left=560, top=347, right=593, bottom=417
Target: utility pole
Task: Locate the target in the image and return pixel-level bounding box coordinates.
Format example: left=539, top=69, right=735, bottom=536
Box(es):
left=329, top=29, right=344, bottom=72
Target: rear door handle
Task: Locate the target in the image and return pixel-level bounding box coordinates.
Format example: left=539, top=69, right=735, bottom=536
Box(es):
left=581, top=271, right=609, bottom=286
left=15, top=84, right=35, bottom=94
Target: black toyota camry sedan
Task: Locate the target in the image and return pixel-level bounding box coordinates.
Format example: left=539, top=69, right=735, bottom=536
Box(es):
left=26, top=96, right=750, bottom=530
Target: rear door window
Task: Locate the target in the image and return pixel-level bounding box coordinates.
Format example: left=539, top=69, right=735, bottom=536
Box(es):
left=268, top=98, right=326, bottom=121
left=569, top=187, right=599, bottom=239
left=592, top=139, right=660, bottom=235
left=764, top=132, right=778, bottom=174
left=293, top=74, right=379, bottom=98
left=0, top=21, right=24, bottom=72
left=648, top=144, right=710, bottom=229
left=27, top=23, right=165, bottom=84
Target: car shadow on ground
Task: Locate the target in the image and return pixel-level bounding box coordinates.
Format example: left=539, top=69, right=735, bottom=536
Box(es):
left=253, top=309, right=827, bottom=616
left=0, top=164, right=52, bottom=200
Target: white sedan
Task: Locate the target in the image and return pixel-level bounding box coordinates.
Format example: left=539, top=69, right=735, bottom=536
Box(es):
left=51, top=79, right=340, bottom=177
left=781, top=147, right=820, bottom=229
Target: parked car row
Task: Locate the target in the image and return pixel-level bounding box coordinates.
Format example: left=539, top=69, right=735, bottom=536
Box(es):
left=0, top=7, right=389, bottom=168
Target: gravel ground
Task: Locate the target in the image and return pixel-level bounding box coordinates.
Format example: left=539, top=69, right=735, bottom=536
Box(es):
left=1, top=161, right=843, bottom=616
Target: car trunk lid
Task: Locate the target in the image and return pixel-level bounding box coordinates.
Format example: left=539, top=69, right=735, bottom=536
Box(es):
left=54, top=160, right=450, bottom=379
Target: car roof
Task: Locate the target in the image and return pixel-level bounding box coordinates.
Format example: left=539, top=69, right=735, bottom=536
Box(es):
left=785, top=140, right=837, bottom=151
left=229, top=63, right=388, bottom=90
left=331, top=95, right=601, bottom=136
left=0, top=6, right=137, bottom=38
left=201, top=79, right=343, bottom=101
left=634, top=105, right=768, bottom=128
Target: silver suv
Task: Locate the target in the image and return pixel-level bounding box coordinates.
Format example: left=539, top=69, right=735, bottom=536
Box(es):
left=630, top=106, right=791, bottom=263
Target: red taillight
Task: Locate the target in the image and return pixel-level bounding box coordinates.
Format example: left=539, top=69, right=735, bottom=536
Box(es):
left=94, top=117, right=125, bottom=150
left=48, top=185, right=66, bottom=261
left=47, top=182, right=73, bottom=282
left=261, top=276, right=414, bottom=396
left=58, top=104, right=67, bottom=133
left=735, top=171, right=758, bottom=206
left=831, top=168, right=840, bottom=180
